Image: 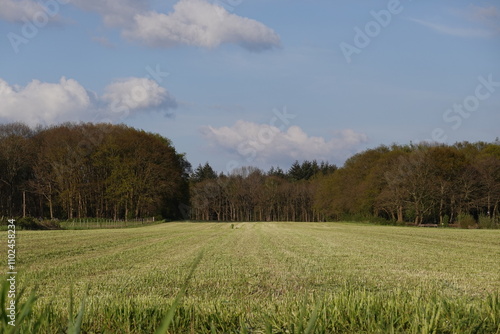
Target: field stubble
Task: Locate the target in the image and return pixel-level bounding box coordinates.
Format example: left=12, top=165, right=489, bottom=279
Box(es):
left=2, top=222, right=500, bottom=333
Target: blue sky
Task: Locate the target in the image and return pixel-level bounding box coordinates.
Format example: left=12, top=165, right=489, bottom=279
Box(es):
left=1, top=0, right=499, bottom=172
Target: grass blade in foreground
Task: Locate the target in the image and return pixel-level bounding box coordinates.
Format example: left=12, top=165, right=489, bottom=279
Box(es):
left=154, top=251, right=204, bottom=334
left=67, top=285, right=88, bottom=334
left=0, top=279, right=38, bottom=334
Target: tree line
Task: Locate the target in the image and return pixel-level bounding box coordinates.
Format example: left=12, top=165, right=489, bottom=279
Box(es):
left=189, top=161, right=337, bottom=222
left=1, top=122, right=499, bottom=227
left=0, top=123, right=190, bottom=220
left=314, top=142, right=500, bottom=226
left=190, top=142, right=500, bottom=227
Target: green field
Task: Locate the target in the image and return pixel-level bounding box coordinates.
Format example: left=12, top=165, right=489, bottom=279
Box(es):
left=2, top=222, right=500, bottom=333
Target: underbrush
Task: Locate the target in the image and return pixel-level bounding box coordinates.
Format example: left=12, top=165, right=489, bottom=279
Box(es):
left=0, top=217, right=61, bottom=230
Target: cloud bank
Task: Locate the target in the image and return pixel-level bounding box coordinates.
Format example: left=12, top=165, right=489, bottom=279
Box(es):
left=0, top=0, right=50, bottom=22
left=201, top=120, right=367, bottom=166
left=0, top=77, right=177, bottom=126
left=123, top=0, right=281, bottom=51
left=1, top=0, right=280, bottom=51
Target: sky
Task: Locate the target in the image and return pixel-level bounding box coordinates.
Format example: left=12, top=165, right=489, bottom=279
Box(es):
left=0, top=0, right=499, bottom=173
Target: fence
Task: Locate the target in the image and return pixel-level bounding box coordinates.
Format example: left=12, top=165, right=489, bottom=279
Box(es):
left=59, top=217, right=158, bottom=230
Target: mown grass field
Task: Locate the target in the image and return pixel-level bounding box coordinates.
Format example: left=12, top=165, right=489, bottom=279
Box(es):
left=2, top=222, right=500, bottom=333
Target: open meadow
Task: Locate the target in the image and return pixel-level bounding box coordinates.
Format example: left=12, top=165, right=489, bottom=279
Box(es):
left=2, top=222, right=500, bottom=333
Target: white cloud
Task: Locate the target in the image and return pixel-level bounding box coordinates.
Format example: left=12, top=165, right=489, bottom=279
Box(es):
left=467, top=5, right=500, bottom=35
left=0, top=77, right=177, bottom=126
left=0, top=0, right=58, bottom=23
left=123, top=0, right=281, bottom=51
left=102, top=77, right=177, bottom=114
left=0, top=0, right=280, bottom=51
left=409, top=18, right=493, bottom=38
left=0, top=77, right=91, bottom=126
left=68, top=0, right=148, bottom=27
left=201, top=120, right=367, bottom=165
left=410, top=4, right=500, bottom=39
left=470, top=5, right=499, bottom=20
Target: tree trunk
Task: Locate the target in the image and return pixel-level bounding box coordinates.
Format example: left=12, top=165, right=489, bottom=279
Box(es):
left=135, top=196, right=141, bottom=219
left=22, top=190, right=26, bottom=218
left=48, top=195, right=53, bottom=219
left=397, top=205, right=403, bottom=222
left=125, top=198, right=129, bottom=221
